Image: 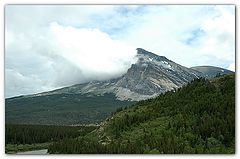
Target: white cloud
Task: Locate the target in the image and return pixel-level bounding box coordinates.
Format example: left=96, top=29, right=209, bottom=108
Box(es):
left=228, top=63, right=235, bottom=72
left=5, top=69, right=55, bottom=97
left=122, top=5, right=235, bottom=68
left=5, top=20, right=137, bottom=97
left=198, top=6, right=235, bottom=62
left=5, top=5, right=235, bottom=97
left=48, top=22, right=136, bottom=78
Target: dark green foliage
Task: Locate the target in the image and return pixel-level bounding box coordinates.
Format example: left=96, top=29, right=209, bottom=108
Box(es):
left=5, top=124, right=97, bottom=145
left=49, top=74, right=235, bottom=154
left=48, top=137, right=106, bottom=154
left=6, top=93, right=134, bottom=125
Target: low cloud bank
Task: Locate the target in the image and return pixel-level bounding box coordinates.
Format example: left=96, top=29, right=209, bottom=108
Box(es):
left=5, top=22, right=137, bottom=97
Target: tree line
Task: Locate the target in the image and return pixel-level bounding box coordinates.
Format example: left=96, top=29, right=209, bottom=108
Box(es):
left=6, top=124, right=97, bottom=145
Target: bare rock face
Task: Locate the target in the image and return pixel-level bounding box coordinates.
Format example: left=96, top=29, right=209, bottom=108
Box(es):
left=115, top=48, right=202, bottom=96
left=35, top=48, right=205, bottom=101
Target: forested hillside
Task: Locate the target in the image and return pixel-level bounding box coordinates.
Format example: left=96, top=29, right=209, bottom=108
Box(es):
left=6, top=93, right=133, bottom=125
left=49, top=74, right=235, bottom=154
left=5, top=124, right=97, bottom=153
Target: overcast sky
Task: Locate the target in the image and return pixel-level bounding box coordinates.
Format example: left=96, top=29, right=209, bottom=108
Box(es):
left=5, top=5, right=235, bottom=98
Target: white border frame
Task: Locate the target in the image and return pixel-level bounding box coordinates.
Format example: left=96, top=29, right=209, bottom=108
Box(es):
left=0, top=0, right=239, bottom=159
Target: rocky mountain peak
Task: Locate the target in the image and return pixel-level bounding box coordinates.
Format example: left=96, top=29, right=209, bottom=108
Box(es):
left=136, top=48, right=169, bottom=63
left=137, top=48, right=156, bottom=56
left=26, top=48, right=214, bottom=101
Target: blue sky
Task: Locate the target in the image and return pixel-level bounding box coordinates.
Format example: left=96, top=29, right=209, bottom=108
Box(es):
left=5, top=5, right=235, bottom=97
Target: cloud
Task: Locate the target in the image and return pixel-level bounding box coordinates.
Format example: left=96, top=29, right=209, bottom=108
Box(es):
left=121, top=5, right=235, bottom=68
left=227, top=63, right=235, bottom=72
left=48, top=22, right=136, bottom=79
left=5, top=5, right=235, bottom=97
left=5, top=69, right=55, bottom=97
left=5, top=21, right=137, bottom=97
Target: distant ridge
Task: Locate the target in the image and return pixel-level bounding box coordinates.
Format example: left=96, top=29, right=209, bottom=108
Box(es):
left=191, top=66, right=234, bottom=78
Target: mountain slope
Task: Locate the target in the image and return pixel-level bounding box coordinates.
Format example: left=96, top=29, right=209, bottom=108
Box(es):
left=191, top=66, right=234, bottom=78
left=113, top=48, right=203, bottom=100
left=33, top=48, right=203, bottom=101
left=6, top=93, right=133, bottom=125
left=6, top=48, right=231, bottom=125
left=49, top=74, right=235, bottom=154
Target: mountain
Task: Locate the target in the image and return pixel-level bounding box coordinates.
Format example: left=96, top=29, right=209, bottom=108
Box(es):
left=112, top=48, right=203, bottom=100
left=32, top=48, right=203, bottom=101
left=5, top=48, right=232, bottom=125
left=49, top=74, right=235, bottom=154
left=191, top=66, right=234, bottom=78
